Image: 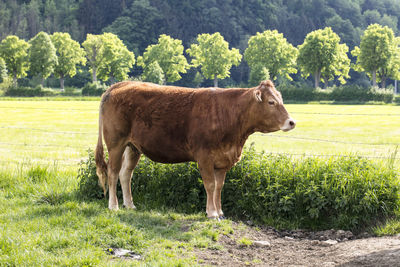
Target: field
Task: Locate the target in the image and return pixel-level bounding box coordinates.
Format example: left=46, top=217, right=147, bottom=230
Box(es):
left=0, top=100, right=400, bottom=266
left=1, top=100, right=399, bottom=166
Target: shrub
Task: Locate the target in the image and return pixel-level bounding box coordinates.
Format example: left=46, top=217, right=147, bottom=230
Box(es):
left=394, top=95, right=400, bottom=104
left=4, top=85, right=56, bottom=97
left=77, top=147, right=400, bottom=231
left=60, top=87, right=81, bottom=96
left=277, top=84, right=395, bottom=103
left=81, top=82, right=108, bottom=96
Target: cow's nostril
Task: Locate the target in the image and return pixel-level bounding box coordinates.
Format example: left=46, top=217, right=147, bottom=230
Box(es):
left=289, top=120, right=295, bottom=126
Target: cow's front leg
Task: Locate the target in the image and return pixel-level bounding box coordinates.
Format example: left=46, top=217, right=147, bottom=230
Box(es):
left=198, top=162, right=219, bottom=219
left=214, top=168, right=227, bottom=219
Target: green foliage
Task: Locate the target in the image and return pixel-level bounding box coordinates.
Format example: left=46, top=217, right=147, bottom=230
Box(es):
left=277, top=84, right=394, bottom=103
left=28, top=32, right=57, bottom=83
left=77, top=147, right=400, bottom=230
left=187, top=32, right=241, bottom=87
left=352, top=24, right=400, bottom=88
left=141, top=61, right=165, bottom=85
left=0, top=57, right=7, bottom=82
left=4, top=85, right=55, bottom=97
left=137, top=34, right=189, bottom=83
left=0, top=35, right=30, bottom=86
left=97, top=32, right=135, bottom=83
left=297, top=27, right=350, bottom=88
left=51, top=32, right=86, bottom=89
left=77, top=149, right=104, bottom=200
left=81, top=82, right=108, bottom=96
left=82, top=34, right=103, bottom=82
left=248, top=64, right=270, bottom=87
left=244, top=30, right=297, bottom=81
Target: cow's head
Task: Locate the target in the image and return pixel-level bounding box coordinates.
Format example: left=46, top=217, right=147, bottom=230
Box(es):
left=252, top=80, right=296, bottom=133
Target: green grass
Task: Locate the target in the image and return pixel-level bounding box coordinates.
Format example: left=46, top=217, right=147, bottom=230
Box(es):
left=0, top=100, right=399, bottom=265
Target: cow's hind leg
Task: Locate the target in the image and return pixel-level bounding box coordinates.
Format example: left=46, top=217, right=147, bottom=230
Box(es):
left=107, top=144, right=126, bottom=210
left=198, top=161, right=219, bottom=219
left=119, top=145, right=141, bottom=209
left=214, top=168, right=227, bottom=219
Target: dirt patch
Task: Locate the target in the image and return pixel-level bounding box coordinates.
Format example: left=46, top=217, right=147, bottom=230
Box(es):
left=195, top=223, right=400, bottom=266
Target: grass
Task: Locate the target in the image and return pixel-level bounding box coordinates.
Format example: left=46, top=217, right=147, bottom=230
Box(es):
left=0, top=100, right=399, bottom=265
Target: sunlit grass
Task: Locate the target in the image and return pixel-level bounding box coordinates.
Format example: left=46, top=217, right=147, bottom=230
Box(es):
left=1, top=101, right=399, bottom=167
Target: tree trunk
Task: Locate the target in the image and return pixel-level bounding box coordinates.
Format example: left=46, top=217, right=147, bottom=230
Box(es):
left=323, top=76, right=328, bottom=89
left=214, top=74, right=218, bottom=87
left=13, top=73, right=17, bottom=87
left=372, top=69, right=377, bottom=87
left=381, top=76, right=386, bottom=89
left=109, top=74, right=115, bottom=85
left=314, top=70, right=321, bottom=89
left=40, top=76, right=45, bottom=87
left=92, top=68, right=97, bottom=83
left=60, top=75, right=65, bottom=91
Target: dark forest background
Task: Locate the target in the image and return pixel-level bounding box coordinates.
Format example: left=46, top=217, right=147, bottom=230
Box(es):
left=1, top=0, right=399, bottom=87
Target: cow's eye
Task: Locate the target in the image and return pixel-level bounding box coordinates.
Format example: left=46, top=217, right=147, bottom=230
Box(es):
left=268, top=100, right=275, bottom=105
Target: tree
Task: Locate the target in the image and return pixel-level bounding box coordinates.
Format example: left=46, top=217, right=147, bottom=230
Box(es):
left=248, top=64, right=270, bottom=87
left=28, top=31, right=57, bottom=86
left=244, top=30, right=297, bottom=83
left=97, top=32, right=135, bottom=84
left=352, top=24, right=400, bottom=88
left=82, top=34, right=103, bottom=82
left=0, top=35, right=30, bottom=86
left=141, top=61, right=165, bottom=84
left=186, top=32, right=241, bottom=87
left=0, top=57, right=7, bottom=82
left=51, top=32, right=86, bottom=90
left=297, top=27, right=350, bottom=88
left=137, top=34, right=189, bottom=84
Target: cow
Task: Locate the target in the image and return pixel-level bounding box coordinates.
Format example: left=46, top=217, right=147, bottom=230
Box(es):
left=95, top=80, right=295, bottom=219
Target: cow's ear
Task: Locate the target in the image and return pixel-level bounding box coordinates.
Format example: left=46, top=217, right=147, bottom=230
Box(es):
left=254, top=89, right=262, bottom=102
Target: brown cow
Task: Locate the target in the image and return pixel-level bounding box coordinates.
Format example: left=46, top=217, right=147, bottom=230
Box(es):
left=95, top=80, right=295, bottom=219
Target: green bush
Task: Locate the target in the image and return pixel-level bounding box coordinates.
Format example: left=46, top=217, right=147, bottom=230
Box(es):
left=60, top=87, right=81, bottom=96
left=394, top=95, right=400, bottom=104
left=77, top=147, right=400, bottom=230
left=277, top=84, right=395, bottom=103
left=4, top=85, right=56, bottom=97
left=81, top=82, right=108, bottom=96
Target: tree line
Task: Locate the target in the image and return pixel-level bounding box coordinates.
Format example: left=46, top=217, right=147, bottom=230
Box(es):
left=2, top=0, right=400, bottom=87
left=0, top=24, right=399, bottom=90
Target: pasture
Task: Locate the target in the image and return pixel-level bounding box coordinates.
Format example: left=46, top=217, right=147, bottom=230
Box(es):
left=1, top=100, right=399, bottom=166
left=0, top=99, right=399, bottom=266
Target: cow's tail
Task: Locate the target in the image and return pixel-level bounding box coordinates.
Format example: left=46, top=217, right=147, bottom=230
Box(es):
left=95, top=108, right=108, bottom=197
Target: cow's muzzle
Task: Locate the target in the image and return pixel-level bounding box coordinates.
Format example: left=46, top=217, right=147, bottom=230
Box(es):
left=280, top=118, right=296, bottom=132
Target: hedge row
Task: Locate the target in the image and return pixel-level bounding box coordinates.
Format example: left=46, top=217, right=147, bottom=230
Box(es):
left=77, top=147, right=400, bottom=231
left=277, top=84, right=395, bottom=103
left=2, top=83, right=398, bottom=103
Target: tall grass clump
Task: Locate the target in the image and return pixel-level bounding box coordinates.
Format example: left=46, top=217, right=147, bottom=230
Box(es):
left=77, top=147, right=400, bottom=231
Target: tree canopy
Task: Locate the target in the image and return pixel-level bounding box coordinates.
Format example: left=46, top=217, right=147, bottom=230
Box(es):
left=51, top=32, right=86, bottom=89
left=0, top=35, right=30, bottom=86
left=187, top=32, right=242, bottom=87
left=352, top=24, right=400, bottom=88
left=244, top=30, right=297, bottom=83
left=137, top=34, right=189, bottom=84
left=97, top=32, right=135, bottom=83
left=297, top=27, right=350, bottom=88
left=82, top=34, right=103, bottom=82
left=28, top=31, right=57, bottom=86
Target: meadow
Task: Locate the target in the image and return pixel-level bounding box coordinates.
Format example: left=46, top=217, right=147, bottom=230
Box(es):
left=0, top=99, right=399, bottom=265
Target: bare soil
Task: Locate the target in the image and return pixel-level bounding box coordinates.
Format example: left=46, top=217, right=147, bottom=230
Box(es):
left=195, top=223, right=400, bottom=267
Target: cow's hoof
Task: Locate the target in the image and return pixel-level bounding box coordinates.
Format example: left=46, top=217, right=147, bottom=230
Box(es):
left=123, top=203, right=137, bottom=210
left=219, top=215, right=226, bottom=220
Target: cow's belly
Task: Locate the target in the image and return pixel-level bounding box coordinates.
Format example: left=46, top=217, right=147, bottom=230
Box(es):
left=131, top=134, right=193, bottom=164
